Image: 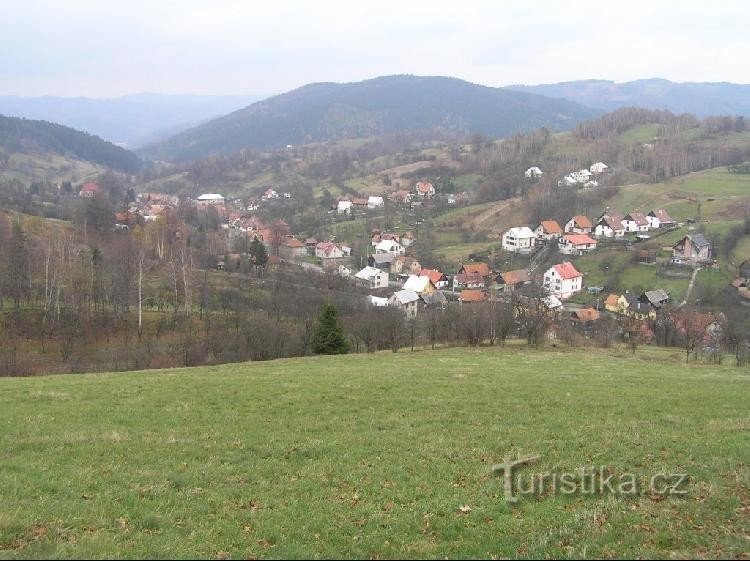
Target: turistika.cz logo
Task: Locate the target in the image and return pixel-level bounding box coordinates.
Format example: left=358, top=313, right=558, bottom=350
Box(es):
left=492, top=455, right=689, bottom=503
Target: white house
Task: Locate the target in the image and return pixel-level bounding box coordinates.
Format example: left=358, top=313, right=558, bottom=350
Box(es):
left=369, top=295, right=389, bottom=307
left=337, top=200, right=353, bottom=215
left=263, top=188, right=279, bottom=200
left=584, top=180, right=599, bottom=188
left=623, top=212, right=650, bottom=233
left=647, top=209, right=676, bottom=229
left=558, top=233, right=598, bottom=255
left=564, top=215, right=594, bottom=234
left=355, top=266, right=389, bottom=289
left=402, top=274, right=435, bottom=295
left=415, top=181, right=435, bottom=198
left=543, top=261, right=583, bottom=300
left=389, top=290, right=420, bottom=319
left=524, top=166, right=543, bottom=179
left=558, top=175, right=579, bottom=187
left=316, top=242, right=345, bottom=259
left=375, top=239, right=405, bottom=255
left=502, top=226, right=536, bottom=253
left=594, top=214, right=626, bottom=238
left=367, top=196, right=384, bottom=209
left=534, top=220, right=563, bottom=242
left=590, top=162, right=609, bottom=174
left=338, top=265, right=351, bottom=278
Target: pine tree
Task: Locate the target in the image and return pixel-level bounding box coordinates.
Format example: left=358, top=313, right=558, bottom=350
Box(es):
left=249, top=237, right=268, bottom=268
left=311, top=303, right=350, bottom=355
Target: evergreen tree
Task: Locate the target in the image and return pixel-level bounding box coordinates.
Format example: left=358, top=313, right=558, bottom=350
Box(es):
left=311, top=303, right=350, bottom=355
left=249, top=237, right=268, bottom=268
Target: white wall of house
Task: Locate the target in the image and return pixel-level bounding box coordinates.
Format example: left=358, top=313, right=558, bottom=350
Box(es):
left=543, top=268, right=582, bottom=299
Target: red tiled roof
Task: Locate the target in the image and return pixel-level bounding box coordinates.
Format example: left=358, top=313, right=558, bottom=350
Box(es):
left=498, top=269, right=530, bottom=285
left=552, top=261, right=582, bottom=280
left=572, top=308, right=600, bottom=322
left=563, top=233, right=597, bottom=246
left=283, top=237, right=304, bottom=248
left=80, top=182, right=101, bottom=193
left=459, top=289, right=487, bottom=302
left=604, top=294, right=619, bottom=307
left=571, top=215, right=593, bottom=228
left=454, top=273, right=485, bottom=286
left=416, top=181, right=434, bottom=193
left=461, top=262, right=491, bottom=277
left=420, top=268, right=445, bottom=284
left=538, top=220, right=562, bottom=234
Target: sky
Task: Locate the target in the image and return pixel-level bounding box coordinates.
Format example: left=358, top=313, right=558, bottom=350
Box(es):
left=1, top=0, right=748, bottom=98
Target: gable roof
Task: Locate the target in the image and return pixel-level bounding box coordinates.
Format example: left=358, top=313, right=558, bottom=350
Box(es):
left=572, top=308, right=600, bottom=322
left=371, top=252, right=396, bottom=264
left=454, top=272, right=485, bottom=285
left=420, top=291, right=447, bottom=306
left=569, top=215, right=593, bottom=228
left=648, top=209, right=674, bottom=223
left=375, top=239, right=403, bottom=251
left=688, top=233, right=711, bottom=247
left=537, top=220, right=562, bottom=234
left=604, top=293, right=619, bottom=307
left=391, top=290, right=420, bottom=305
left=497, top=269, right=530, bottom=285
left=598, top=214, right=625, bottom=230
left=355, top=266, right=384, bottom=281
left=642, top=289, right=669, bottom=306
left=415, top=181, right=434, bottom=194
left=460, top=262, right=490, bottom=277
left=550, top=261, right=582, bottom=280
left=282, top=237, right=304, bottom=248
left=505, top=226, right=536, bottom=239
left=459, top=289, right=487, bottom=303
left=419, top=268, right=446, bottom=284
left=562, top=233, right=597, bottom=246
left=624, top=212, right=649, bottom=226
left=403, top=275, right=432, bottom=293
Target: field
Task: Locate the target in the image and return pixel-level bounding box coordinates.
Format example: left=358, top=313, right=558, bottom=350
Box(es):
left=1, top=347, right=748, bottom=559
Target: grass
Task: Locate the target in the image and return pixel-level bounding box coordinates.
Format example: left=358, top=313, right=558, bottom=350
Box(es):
left=617, top=124, right=663, bottom=145
left=0, top=347, right=748, bottom=559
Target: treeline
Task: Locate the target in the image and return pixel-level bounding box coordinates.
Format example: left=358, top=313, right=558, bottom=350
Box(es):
left=0, top=115, right=141, bottom=173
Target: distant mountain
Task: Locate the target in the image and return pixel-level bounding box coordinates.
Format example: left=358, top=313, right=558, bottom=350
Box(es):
left=0, top=93, right=263, bottom=148
left=142, top=75, right=600, bottom=162
left=0, top=114, right=141, bottom=173
left=506, top=79, right=750, bottom=117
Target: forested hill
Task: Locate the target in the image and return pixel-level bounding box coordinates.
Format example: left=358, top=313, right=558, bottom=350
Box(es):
left=507, top=78, right=750, bottom=118
left=0, top=114, right=141, bottom=173
left=142, top=75, right=600, bottom=162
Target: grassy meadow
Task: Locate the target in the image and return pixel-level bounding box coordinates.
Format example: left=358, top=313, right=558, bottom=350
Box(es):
left=1, top=346, right=748, bottom=559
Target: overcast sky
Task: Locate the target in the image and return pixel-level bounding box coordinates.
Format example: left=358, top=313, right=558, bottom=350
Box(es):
left=1, top=0, right=748, bottom=98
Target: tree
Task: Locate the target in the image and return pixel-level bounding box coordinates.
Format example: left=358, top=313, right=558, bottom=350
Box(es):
left=311, top=303, right=350, bottom=355
left=249, top=237, right=268, bottom=273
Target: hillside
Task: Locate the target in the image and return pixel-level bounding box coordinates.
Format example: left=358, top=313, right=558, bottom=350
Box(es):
left=0, top=93, right=263, bottom=148
left=0, top=347, right=747, bottom=558
left=142, top=75, right=600, bottom=161
left=507, top=78, right=750, bottom=117
left=0, top=114, right=141, bottom=173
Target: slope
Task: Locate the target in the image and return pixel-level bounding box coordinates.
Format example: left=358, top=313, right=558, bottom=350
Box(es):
left=143, top=75, right=600, bottom=161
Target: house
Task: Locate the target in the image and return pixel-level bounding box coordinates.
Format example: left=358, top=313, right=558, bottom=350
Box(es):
left=558, top=175, right=579, bottom=187
left=367, top=196, right=384, bottom=208
left=197, top=193, right=225, bottom=206
left=337, top=200, right=353, bottom=215
left=534, top=220, right=563, bottom=242
left=279, top=237, right=307, bottom=259
left=640, top=289, right=670, bottom=309
left=305, top=237, right=318, bottom=254
left=78, top=182, right=101, bottom=198
left=543, top=262, right=583, bottom=299
left=262, top=188, right=279, bottom=200
left=647, top=209, right=676, bottom=229
left=543, top=295, right=563, bottom=311
left=558, top=233, right=598, bottom=255
left=453, top=273, right=485, bottom=290
left=594, top=213, right=626, bottom=238
left=403, top=274, right=436, bottom=295
left=458, top=262, right=491, bottom=277
left=351, top=197, right=368, bottom=208
left=524, top=166, right=543, bottom=179
left=401, top=231, right=416, bottom=247
left=459, top=289, right=487, bottom=303
left=623, top=212, right=650, bottom=233
left=620, top=292, right=656, bottom=320
left=392, top=255, right=422, bottom=276
left=369, top=252, right=397, bottom=271
left=355, top=266, right=389, bottom=289
left=419, top=268, right=449, bottom=289
left=494, top=269, right=531, bottom=292
left=415, top=181, right=435, bottom=198
left=590, top=162, right=609, bottom=174
left=389, top=190, right=412, bottom=204
left=375, top=239, right=405, bottom=255
left=584, top=180, right=599, bottom=188
left=564, top=215, right=593, bottom=234
left=672, top=234, right=712, bottom=264
left=315, top=242, right=345, bottom=259
left=502, top=226, right=536, bottom=253
left=420, top=291, right=447, bottom=309
left=571, top=308, right=600, bottom=323
left=389, top=290, right=420, bottom=319
left=368, top=295, right=389, bottom=307
left=338, top=265, right=351, bottom=278
left=604, top=293, right=620, bottom=313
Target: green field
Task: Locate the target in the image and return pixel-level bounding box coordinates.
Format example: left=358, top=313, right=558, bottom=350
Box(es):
left=1, top=347, right=748, bottom=559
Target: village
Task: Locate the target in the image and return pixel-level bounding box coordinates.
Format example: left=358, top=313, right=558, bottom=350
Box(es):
left=78, top=165, right=743, bottom=351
